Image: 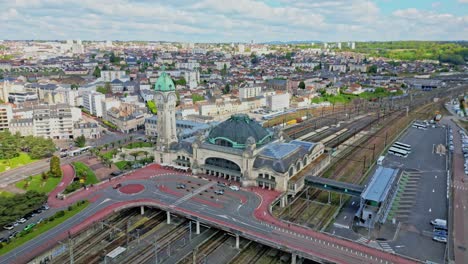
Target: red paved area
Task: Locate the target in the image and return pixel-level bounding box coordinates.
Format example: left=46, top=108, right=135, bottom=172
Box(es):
left=119, top=184, right=145, bottom=194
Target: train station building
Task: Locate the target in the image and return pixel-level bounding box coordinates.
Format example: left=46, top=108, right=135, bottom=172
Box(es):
left=153, top=70, right=329, bottom=193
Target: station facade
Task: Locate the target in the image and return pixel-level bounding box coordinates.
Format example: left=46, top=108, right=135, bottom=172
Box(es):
left=153, top=70, right=328, bottom=193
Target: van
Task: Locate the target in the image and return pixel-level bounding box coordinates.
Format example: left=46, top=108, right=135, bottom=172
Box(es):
left=430, top=219, right=447, bottom=227
left=377, top=156, right=385, bottom=165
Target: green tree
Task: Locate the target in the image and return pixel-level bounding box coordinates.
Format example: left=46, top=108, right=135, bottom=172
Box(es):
left=49, top=155, right=62, bottom=178
left=298, top=81, right=306, bottom=89
left=70, top=84, right=79, bottom=90
left=92, top=66, right=101, bottom=78
left=367, top=65, right=378, bottom=74
left=130, top=151, right=139, bottom=161
left=192, top=93, right=205, bottom=103
left=74, top=135, right=86, bottom=148
left=223, top=84, right=231, bottom=94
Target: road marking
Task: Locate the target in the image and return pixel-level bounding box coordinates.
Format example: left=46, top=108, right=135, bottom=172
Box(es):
left=171, top=181, right=216, bottom=207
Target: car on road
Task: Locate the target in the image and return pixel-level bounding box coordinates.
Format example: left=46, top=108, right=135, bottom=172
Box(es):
left=113, top=183, right=122, bottom=189
left=3, top=224, right=14, bottom=230
left=432, top=236, right=447, bottom=243
left=214, top=189, right=224, bottom=195
left=176, top=183, right=186, bottom=189
left=23, top=223, right=36, bottom=232
left=41, top=204, right=49, bottom=210
left=217, top=183, right=226, bottom=188
left=229, top=186, right=240, bottom=191
left=17, top=218, right=26, bottom=224
left=8, top=231, right=18, bottom=239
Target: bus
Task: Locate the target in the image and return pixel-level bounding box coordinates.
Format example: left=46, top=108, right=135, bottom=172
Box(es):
left=412, top=123, right=427, bottom=130
left=393, top=142, right=412, bottom=153
left=388, top=147, right=409, bottom=158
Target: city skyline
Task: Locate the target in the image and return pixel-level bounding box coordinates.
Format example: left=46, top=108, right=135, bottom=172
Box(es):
left=1, top=0, right=468, bottom=42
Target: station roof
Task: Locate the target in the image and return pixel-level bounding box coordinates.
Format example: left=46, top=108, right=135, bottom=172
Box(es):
left=361, top=166, right=399, bottom=203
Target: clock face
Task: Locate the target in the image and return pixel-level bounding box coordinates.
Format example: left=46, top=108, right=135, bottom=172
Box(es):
left=168, top=93, right=177, bottom=104
left=155, top=93, right=164, bottom=104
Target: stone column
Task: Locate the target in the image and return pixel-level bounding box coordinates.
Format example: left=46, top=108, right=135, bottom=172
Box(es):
left=166, top=211, right=171, bottom=224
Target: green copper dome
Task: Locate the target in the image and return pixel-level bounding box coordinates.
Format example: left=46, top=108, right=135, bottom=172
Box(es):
left=154, top=70, right=175, bottom=92
left=207, top=114, right=273, bottom=149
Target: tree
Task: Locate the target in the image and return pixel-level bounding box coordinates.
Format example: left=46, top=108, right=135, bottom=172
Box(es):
left=120, top=153, right=126, bottom=161
left=49, top=155, right=62, bottom=178
left=92, top=66, right=101, bottom=78
left=71, top=84, right=79, bottom=90
left=367, top=65, right=378, bottom=74
left=74, top=135, right=86, bottom=148
left=104, top=82, right=112, bottom=93
left=223, top=84, right=231, bottom=94
left=104, top=143, right=109, bottom=150
left=41, top=172, right=48, bottom=181
left=298, top=81, right=306, bottom=89
left=130, top=151, right=139, bottom=161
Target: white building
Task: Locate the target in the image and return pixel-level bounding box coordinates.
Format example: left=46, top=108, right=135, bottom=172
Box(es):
left=82, top=91, right=105, bottom=117
left=215, top=61, right=231, bottom=71
left=0, top=104, right=13, bottom=131
left=337, top=42, right=342, bottom=49
left=266, top=93, right=290, bottom=111
left=100, top=71, right=126, bottom=82
left=32, top=104, right=74, bottom=139
left=239, top=85, right=262, bottom=100
left=238, top=44, right=245, bottom=53
left=351, top=42, right=356, bottom=50
left=176, top=61, right=200, bottom=70
left=184, top=71, right=200, bottom=90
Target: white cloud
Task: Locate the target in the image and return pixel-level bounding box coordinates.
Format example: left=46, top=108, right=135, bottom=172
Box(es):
left=0, top=0, right=467, bottom=41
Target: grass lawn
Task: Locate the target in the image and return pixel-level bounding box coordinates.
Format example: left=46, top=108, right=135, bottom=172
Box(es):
left=15, top=174, right=62, bottom=194
left=72, top=162, right=99, bottom=184
left=124, top=142, right=153, bottom=149
left=115, top=161, right=130, bottom=170
left=0, top=191, right=14, bottom=198
left=101, top=149, right=117, bottom=160
left=0, top=201, right=89, bottom=255
left=0, top=153, right=37, bottom=173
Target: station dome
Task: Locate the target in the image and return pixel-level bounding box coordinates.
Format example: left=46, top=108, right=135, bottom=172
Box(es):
left=207, top=114, right=273, bottom=149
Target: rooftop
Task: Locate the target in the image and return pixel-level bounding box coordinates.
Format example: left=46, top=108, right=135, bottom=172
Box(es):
left=361, top=166, right=399, bottom=202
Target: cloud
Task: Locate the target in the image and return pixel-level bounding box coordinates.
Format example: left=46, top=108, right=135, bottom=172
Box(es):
left=0, top=0, right=467, bottom=41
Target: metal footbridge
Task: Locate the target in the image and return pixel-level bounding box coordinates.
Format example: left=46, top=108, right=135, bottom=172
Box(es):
left=304, top=176, right=364, bottom=197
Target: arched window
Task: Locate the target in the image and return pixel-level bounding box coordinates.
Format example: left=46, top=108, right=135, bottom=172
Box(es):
left=205, top=157, right=241, bottom=172
left=303, top=156, right=308, bottom=165
left=289, top=167, right=294, bottom=177
left=214, top=139, right=233, bottom=148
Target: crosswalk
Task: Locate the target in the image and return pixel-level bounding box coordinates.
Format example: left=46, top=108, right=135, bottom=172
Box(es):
left=452, top=184, right=467, bottom=191
left=170, top=181, right=216, bottom=207
left=356, top=237, right=369, bottom=244
left=378, top=242, right=395, bottom=254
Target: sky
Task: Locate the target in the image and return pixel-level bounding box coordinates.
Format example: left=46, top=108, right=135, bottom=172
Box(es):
left=1, top=0, right=467, bottom=42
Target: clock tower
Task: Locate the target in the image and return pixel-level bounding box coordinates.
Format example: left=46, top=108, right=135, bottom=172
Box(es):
left=154, top=69, right=178, bottom=151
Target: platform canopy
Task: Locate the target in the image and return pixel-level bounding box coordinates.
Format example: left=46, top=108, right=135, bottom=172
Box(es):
left=106, top=246, right=126, bottom=259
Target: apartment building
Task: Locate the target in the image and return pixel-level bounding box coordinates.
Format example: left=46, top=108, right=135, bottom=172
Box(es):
left=32, top=104, right=74, bottom=139
left=0, top=104, right=13, bottom=131
left=82, top=91, right=105, bottom=117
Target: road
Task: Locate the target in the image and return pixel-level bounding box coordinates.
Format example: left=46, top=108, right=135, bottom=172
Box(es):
left=0, top=164, right=419, bottom=264
left=442, top=118, right=468, bottom=264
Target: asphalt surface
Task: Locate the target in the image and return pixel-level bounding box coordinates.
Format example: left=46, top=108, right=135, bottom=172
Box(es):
left=383, top=125, right=447, bottom=263
left=441, top=117, right=468, bottom=264
left=0, top=165, right=418, bottom=264
left=329, top=123, right=448, bottom=263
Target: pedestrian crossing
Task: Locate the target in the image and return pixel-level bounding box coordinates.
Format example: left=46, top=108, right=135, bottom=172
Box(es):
left=378, top=242, right=395, bottom=254
left=452, top=184, right=467, bottom=191
left=170, top=181, right=216, bottom=207
left=356, top=236, right=369, bottom=243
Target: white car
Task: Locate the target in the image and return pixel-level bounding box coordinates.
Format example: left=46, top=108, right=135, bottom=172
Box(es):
left=17, top=218, right=26, bottom=224
left=3, top=224, right=14, bottom=230
left=433, top=236, right=447, bottom=243
left=229, top=186, right=240, bottom=191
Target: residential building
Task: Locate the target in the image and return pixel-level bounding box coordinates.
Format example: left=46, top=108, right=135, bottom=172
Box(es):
left=0, top=104, right=13, bottom=131
left=82, top=91, right=105, bottom=117
left=100, top=71, right=126, bottom=82
left=266, top=93, right=290, bottom=111
left=239, top=85, right=262, bottom=100
left=73, top=122, right=102, bottom=139
left=32, top=104, right=74, bottom=139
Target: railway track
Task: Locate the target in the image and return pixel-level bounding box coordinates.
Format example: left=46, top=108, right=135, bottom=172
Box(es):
left=119, top=219, right=189, bottom=264
left=51, top=209, right=141, bottom=263
left=230, top=242, right=270, bottom=264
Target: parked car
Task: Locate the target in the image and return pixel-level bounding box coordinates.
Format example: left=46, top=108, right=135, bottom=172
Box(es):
left=41, top=204, right=50, bottom=210
left=8, top=231, right=18, bottom=239
left=113, top=183, right=122, bottom=189
left=3, top=224, right=14, bottom=230
left=17, top=218, right=26, bottom=224
left=433, top=236, right=447, bottom=243
left=0, top=237, right=8, bottom=243
left=229, top=186, right=240, bottom=191
left=176, top=183, right=186, bottom=189
left=23, top=223, right=36, bottom=232
left=217, top=183, right=227, bottom=188
left=214, top=189, right=224, bottom=195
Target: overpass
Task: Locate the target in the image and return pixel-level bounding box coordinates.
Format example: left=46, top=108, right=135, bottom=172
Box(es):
left=305, top=175, right=364, bottom=196
left=0, top=167, right=420, bottom=264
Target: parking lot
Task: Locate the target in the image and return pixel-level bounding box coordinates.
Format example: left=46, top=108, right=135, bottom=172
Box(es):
left=1, top=204, right=52, bottom=243
left=382, top=124, right=448, bottom=263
